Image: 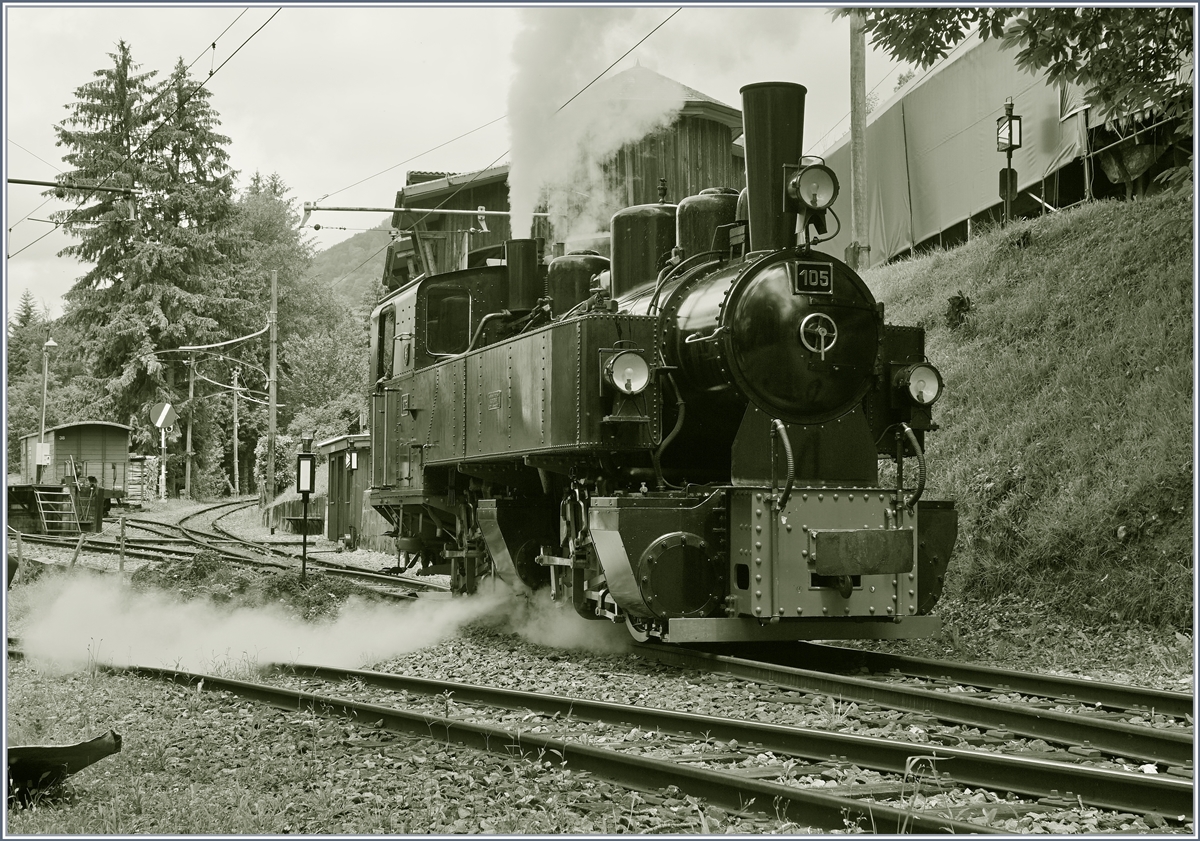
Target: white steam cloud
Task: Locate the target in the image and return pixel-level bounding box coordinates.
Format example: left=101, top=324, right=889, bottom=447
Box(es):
left=13, top=573, right=629, bottom=676
left=506, top=8, right=686, bottom=243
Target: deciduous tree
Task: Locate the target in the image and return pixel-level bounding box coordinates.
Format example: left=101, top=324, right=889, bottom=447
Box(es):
left=842, top=8, right=1193, bottom=124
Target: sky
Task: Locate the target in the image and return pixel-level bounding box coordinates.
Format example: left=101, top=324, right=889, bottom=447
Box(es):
left=3, top=3, right=910, bottom=321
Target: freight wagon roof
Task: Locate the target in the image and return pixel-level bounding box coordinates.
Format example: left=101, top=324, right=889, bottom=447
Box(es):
left=18, top=421, right=132, bottom=442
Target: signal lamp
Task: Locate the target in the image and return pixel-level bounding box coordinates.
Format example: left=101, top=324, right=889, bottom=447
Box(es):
left=604, top=350, right=651, bottom=395
left=895, top=363, right=944, bottom=406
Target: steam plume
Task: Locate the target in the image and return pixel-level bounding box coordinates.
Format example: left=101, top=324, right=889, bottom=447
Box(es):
left=506, top=8, right=685, bottom=243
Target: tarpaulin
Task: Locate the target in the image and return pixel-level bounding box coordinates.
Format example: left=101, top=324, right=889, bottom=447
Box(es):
left=820, top=34, right=1088, bottom=265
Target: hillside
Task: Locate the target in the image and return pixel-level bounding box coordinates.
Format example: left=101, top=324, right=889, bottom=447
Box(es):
left=864, top=188, right=1193, bottom=629
left=309, top=219, right=393, bottom=308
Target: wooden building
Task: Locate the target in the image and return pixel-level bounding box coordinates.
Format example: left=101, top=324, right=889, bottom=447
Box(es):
left=383, top=66, right=746, bottom=282
left=318, top=433, right=391, bottom=552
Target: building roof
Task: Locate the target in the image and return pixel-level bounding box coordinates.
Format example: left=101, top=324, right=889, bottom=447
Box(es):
left=589, top=65, right=743, bottom=134
left=401, top=164, right=512, bottom=202
left=401, top=67, right=743, bottom=205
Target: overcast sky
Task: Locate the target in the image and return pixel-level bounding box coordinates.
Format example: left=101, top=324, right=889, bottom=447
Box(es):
left=4, top=3, right=909, bottom=321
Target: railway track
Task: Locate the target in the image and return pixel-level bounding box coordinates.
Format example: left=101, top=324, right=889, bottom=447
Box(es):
left=101, top=661, right=1001, bottom=833
left=10, top=648, right=1175, bottom=833
left=634, top=644, right=1194, bottom=767
left=11, top=498, right=448, bottom=597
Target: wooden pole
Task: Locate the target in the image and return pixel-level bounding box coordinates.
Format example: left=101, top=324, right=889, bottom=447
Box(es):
left=232, top=367, right=240, bottom=496
left=69, top=535, right=85, bottom=568
left=849, top=9, right=869, bottom=270
left=14, top=532, right=23, bottom=587
left=119, top=516, right=126, bottom=574
left=185, top=352, right=195, bottom=499
left=265, top=270, right=278, bottom=504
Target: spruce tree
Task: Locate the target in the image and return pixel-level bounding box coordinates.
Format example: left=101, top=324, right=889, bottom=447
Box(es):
left=53, top=45, right=237, bottom=452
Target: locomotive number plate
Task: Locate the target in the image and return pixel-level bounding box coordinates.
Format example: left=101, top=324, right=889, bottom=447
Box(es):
left=790, top=261, right=834, bottom=296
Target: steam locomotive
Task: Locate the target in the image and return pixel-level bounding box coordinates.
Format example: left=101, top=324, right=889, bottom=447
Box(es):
left=368, top=82, right=957, bottom=644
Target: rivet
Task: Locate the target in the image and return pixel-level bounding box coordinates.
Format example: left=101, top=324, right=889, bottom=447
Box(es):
left=909, top=589, right=915, bottom=596
left=908, top=605, right=916, bottom=613
left=786, top=523, right=792, bottom=531
left=801, top=549, right=808, bottom=557
left=803, top=493, right=808, bottom=501
left=755, top=590, right=762, bottom=598
left=756, top=508, right=762, bottom=517
left=834, top=493, right=839, bottom=500
left=755, top=557, right=762, bottom=565
left=756, top=525, right=762, bottom=533
left=869, top=606, right=875, bottom=614
left=869, top=586, right=875, bottom=593
left=892, top=594, right=898, bottom=602
left=778, top=607, right=785, bottom=615
left=755, top=541, right=762, bottom=549
left=822, top=607, right=829, bottom=614
left=844, top=607, right=851, bottom=615
left=849, top=493, right=854, bottom=501
left=818, top=493, right=824, bottom=501
left=909, top=573, right=915, bottom=580
left=887, top=606, right=894, bottom=614
left=796, top=607, right=803, bottom=615
left=755, top=574, right=761, bottom=583
left=756, top=493, right=763, bottom=501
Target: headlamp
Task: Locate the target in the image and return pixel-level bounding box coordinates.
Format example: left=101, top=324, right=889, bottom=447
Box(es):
left=788, top=164, right=840, bottom=211
left=604, top=350, right=651, bottom=395
left=896, top=363, right=944, bottom=406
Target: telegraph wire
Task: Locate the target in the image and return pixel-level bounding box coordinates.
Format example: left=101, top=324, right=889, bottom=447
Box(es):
left=320, top=7, right=681, bottom=235
left=7, top=8, right=250, bottom=238
left=324, top=9, right=683, bottom=291
left=321, top=115, right=507, bottom=201
left=8, top=8, right=281, bottom=261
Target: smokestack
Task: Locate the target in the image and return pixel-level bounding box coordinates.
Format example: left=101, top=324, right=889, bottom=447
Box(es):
left=505, top=239, right=542, bottom=310
left=740, top=82, right=807, bottom=252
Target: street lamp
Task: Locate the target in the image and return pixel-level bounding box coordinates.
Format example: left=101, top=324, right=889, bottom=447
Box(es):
left=37, top=336, right=58, bottom=484
left=997, top=98, right=1023, bottom=228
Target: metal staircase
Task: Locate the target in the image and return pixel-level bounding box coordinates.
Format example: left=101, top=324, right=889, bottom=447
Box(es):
left=34, top=489, right=81, bottom=536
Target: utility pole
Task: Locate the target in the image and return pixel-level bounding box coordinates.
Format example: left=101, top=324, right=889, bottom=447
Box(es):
left=848, top=8, right=869, bottom=271
left=184, top=352, right=195, bottom=498
left=232, top=366, right=240, bottom=495
left=266, top=269, right=278, bottom=505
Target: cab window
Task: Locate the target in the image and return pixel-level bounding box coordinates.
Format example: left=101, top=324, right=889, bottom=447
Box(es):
left=426, top=288, right=471, bottom=354
left=375, top=305, right=395, bottom=382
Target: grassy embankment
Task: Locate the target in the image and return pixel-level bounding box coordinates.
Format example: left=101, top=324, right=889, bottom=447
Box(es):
left=867, top=188, right=1193, bottom=630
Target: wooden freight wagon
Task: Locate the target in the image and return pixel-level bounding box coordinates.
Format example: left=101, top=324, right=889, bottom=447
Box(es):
left=10, top=421, right=131, bottom=534
left=18, top=421, right=130, bottom=493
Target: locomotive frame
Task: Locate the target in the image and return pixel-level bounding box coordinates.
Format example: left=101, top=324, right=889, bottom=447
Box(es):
left=368, top=81, right=957, bottom=644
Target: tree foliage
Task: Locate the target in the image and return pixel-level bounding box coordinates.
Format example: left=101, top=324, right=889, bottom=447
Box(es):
left=843, top=8, right=1193, bottom=123
left=53, top=43, right=239, bottom=449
